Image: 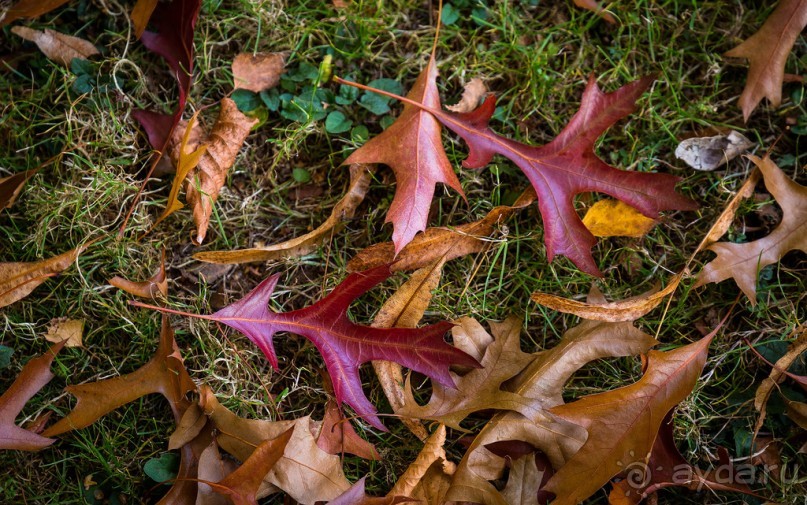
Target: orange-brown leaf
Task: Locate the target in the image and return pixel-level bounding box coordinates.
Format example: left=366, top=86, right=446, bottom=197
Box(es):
left=232, top=52, right=286, bottom=92
left=316, top=400, right=380, bottom=460
left=130, top=0, right=159, bottom=39
left=0, top=0, right=70, bottom=26
left=11, top=26, right=98, bottom=67
left=108, top=249, right=168, bottom=299
left=0, top=169, right=38, bottom=210
left=0, top=244, right=85, bottom=308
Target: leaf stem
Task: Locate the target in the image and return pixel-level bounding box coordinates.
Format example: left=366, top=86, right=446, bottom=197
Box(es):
left=332, top=75, right=438, bottom=115
left=129, top=300, right=216, bottom=321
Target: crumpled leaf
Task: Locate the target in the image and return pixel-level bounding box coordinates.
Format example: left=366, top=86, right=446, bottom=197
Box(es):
left=344, top=55, right=465, bottom=254
left=232, top=52, right=286, bottom=92
left=44, top=317, right=84, bottom=347
left=0, top=169, right=38, bottom=210
left=695, top=154, right=807, bottom=303
left=445, top=289, right=658, bottom=505
left=725, top=0, right=807, bottom=121
left=109, top=249, right=168, bottom=299
left=338, top=74, right=696, bottom=275
left=608, top=412, right=759, bottom=504
left=42, top=316, right=196, bottom=436
left=198, top=385, right=351, bottom=503
left=543, top=331, right=715, bottom=505
left=582, top=199, right=657, bottom=238
left=316, top=399, right=380, bottom=460
left=328, top=476, right=415, bottom=505
left=401, top=316, right=536, bottom=429
left=0, top=244, right=85, bottom=308
left=0, top=0, right=70, bottom=26
left=0, top=341, right=64, bottom=451
left=194, top=164, right=375, bottom=264
left=674, top=131, right=754, bottom=171
left=185, top=97, right=258, bottom=244
left=11, top=26, right=98, bottom=66
left=135, top=264, right=478, bottom=431
left=446, top=78, right=488, bottom=113
left=348, top=188, right=536, bottom=272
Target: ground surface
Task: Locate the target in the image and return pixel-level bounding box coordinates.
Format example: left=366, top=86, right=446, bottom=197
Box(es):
left=0, top=0, right=806, bottom=503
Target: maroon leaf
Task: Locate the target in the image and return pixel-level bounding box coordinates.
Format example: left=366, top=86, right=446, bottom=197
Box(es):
left=334, top=75, right=697, bottom=276
left=344, top=56, right=464, bottom=254
left=132, top=0, right=201, bottom=152
left=133, top=264, right=479, bottom=431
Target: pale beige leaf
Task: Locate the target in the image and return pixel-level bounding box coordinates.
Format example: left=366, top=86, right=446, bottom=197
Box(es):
left=232, top=52, right=286, bottom=92
left=11, top=26, right=98, bottom=66
left=675, top=131, right=754, bottom=171
left=446, top=78, right=488, bottom=113
left=44, top=317, right=83, bottom=347
left=194, top=164, right=375, bottom=264
left=0, top=244, right=85, bottom=308
left=197, top=441, right=238, bottom=505
left=501, top=455, right=542, bottom=505
left=186, top=97, right=257, bottom=244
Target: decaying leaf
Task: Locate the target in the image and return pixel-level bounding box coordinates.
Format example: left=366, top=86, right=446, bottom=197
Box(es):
left=0, top=341, right=64, bottom=451
left=108, top=249, right=168, bottom=299
left=446, top=78, right=488, bottom=113
left=185, top=97, right=258, bottom=244
left=0, top=0, right=70, bottom=26
left=674, top=131, right=754, bottom=171
left=232, top=52, right=286, bottom=92
left=582, top=199, right=657, bottom=238
left=0, top=244, right=85, bottom=309
left=0, top=169, right=38, bottom=210
left=42, top=316, right=196, bottom=436
left=696, top=155, right=807, bottom=303
left=348, top=188, right=536, bottom=273
left=198, top=386, right=352, bottom=503
left=544, top=331, right=714, bottom=505
left=135, top=264, right=478, bottom=431
left=344, top=55, right=465, bottom=254
left=194, top=164, right=375, bottom=264
left=44, top=318, right=84, bottom=347
left=725, top=0, right=807, bottom=121
left=11, top=26, right=98, bottom=66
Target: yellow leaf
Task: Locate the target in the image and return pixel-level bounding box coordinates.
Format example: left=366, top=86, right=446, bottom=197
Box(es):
left=582, top=199, right=656, bottom=238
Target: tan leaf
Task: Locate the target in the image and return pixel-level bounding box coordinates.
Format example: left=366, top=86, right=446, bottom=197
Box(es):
left=446, top=78, right=488, bottom=113
left=42, top=316, right=196, bottom=436
left=405, top=460, right=455, bottom=505
left=582, top=199, right=657, bottom=238
left=370, top=259, right=447, bottom=441
left=130, top=0, right=158, bottom=39
left=0, top=341, right=64, bottom=451
left=11, top=26, right=98, bottom=67
left=232, top=52, right=286, bottom=93
left=695, top=155, right=807, bottom=303
left=168, top=403, right=207, bottom=450
left=348, top=188, right=536, bottom=272
left=108, top=249, right=168, bottom=299
left=390, top=425, right=456, bottom=504
left=44, top=317, right=84, bottom=347
left=0, top=169, right=38, bottom=210
left=1, top=0, right=70, bottom=26
left=725, top=0, right=807, bottom=121
left=186, top=97, right=257, bottom=244
left=315, top=399, right=380, bottom=460
left=501, top=455, right=542, bottom=505
left=194, top=164, right=375, bottom=264
left=197, top=441, right=239, bottom=505
left=0, top=244, right=85, bottom=309
left=786, top=400, right=807, bottom=431
left=674, top=131, right=754, bottom=171
left=543, top=334, right=713, bottom=505
left=401, top=316, right=535, bottom=429
left=198, top=386, right=351, bottom=503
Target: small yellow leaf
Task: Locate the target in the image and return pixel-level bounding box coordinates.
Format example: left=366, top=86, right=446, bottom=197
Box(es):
left=45, top=317, right=84, bottom=347
left=582, top=199, right=656, bottom=238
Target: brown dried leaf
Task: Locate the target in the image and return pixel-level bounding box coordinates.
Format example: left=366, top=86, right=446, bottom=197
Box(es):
left=0, top=244, right=84, bottom=309
left=108, top=249, right=167, bottom=299
left=0, top=169, right=38, bottom=210
left=316, top=399, right=380, bottom=460
left=0, top=341, right=64, bottom=451
left=349, top=188, right=536, bottom=273
left=130, top=0, right=158, bottom=39
left=389, top=425, right=450, bottom=498
left=695, top=155, right=807, bottom=303
left=501, top=455, right=542, bottom=505
left=197, top=440, right=238, bottom=505
left=232, top=52, right=286, bottom=93
left=582, top=199, right=657, bottom=238
left=194, top=164, right=375, bottom=264
left=329, top=477, right=416, bottom=505
left=186, top=97, right=257, bottom=244
left=11, top=26, right=98, bottom=66
left=725, top=0, right=807, bottom=121
left=168, top=403, right=207, bottom=450
left=44, top=317, right=84, bottom=347
left=446, top=78, right=488, bottom=113
left=1, top=0, right=70, bottom=26
left=42, top=316, right=196, bottom=436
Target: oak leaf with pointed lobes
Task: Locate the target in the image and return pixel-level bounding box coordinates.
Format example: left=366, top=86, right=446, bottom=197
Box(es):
left=42, top=316, right=196, bottom=436
left=344, top=56, right=465, bottom=254
left=400, top=316, right=536, bottom=429
left=695, top=155, right=807, bottom=304
left=725, top=0, right=807, bottom=121
left=0, top=341, right=64, bottom=451
left=543, top=330, right=715, bottom=505
left=135, top=264, right=478, bottom=431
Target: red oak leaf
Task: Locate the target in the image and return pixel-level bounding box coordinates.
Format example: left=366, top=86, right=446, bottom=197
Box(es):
left=133, top=265, right=478, bottom=431
left=345, top=56, right=465, bottom=254
left=335, top=75, right=697, bottom=275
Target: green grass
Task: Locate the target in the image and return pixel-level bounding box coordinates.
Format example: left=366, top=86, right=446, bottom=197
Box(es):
left=1, top=0, right=806, bottom=503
